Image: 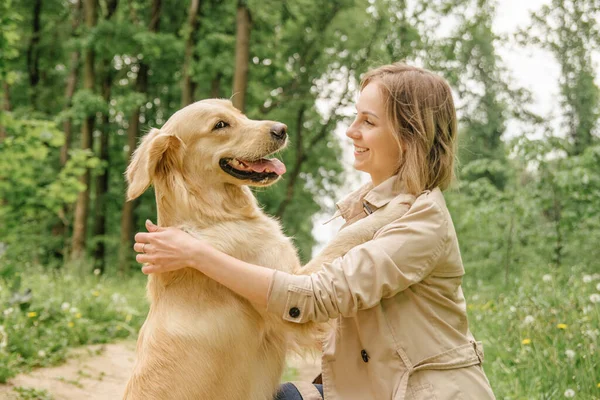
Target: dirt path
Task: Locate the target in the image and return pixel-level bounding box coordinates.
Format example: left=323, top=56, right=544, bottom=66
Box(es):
left=0, top=341, right=321, bottom=399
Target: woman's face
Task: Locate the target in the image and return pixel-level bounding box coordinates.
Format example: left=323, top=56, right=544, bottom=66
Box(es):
left=346, top=81, right=401, bottom=186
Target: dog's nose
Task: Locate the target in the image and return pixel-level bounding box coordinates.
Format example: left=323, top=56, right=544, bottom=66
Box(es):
left=270, top=123, right=287, bottom=140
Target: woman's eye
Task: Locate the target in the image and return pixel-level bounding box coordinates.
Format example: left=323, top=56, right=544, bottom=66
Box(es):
left=364, top=119, right=374, bottom=126
left=213, top=121, right=230, bottom=130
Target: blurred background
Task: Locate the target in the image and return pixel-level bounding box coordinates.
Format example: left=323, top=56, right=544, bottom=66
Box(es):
left=0, top=0, right=598, bottom=398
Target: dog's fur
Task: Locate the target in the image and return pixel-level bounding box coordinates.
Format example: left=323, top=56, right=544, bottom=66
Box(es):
left=122, top=99, right=413, bottom=400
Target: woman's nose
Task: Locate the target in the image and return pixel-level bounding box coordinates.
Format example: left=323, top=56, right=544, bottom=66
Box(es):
left=346, top=122, right=360, bottom=139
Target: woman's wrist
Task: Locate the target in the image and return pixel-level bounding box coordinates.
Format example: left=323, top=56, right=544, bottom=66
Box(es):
left=188, top=240, right=215, bottom=273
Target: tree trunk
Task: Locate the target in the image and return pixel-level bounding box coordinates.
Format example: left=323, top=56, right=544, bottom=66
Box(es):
left=70, top=0, right=97, bottom=261
left=181, top=0, right=201, bottom=107
left=91, top=0, right=118, bottom=273
left=232, top=0, right=251, bottom=112
left=60, top=0, right=82, bottom=166
left=49, top=0, right=82, bottom=264
left=26, top=0, right=42, bottom=109
left=275, top=104, right=305, bottom=218
left=210, top=72, right=221, bottom=98
left=118, top=0, right=161, bottom=274
left=0, top=82, right=10, bottom=140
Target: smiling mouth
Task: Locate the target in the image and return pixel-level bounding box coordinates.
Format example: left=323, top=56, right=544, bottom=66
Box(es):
left=219, top=157, right=286, bottom=182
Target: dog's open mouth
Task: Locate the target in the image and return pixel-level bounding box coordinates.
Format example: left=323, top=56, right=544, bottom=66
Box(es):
left=219, top=157, right=286, bottom=182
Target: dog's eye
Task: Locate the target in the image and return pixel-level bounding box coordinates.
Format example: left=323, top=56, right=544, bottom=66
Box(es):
left=213, top=121, right=230, bottom=130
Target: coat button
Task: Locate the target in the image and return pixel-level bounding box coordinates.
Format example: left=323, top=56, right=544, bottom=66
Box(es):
left=361, top=349, right=369, bottom=363
left=289, top=307, right=300, bottom=318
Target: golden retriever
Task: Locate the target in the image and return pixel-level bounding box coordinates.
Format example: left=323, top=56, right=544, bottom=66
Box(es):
left=122, top=99, right=413, bottom=400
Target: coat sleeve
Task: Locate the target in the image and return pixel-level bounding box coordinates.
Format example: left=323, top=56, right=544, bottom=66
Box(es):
left=266, top=198, right=449, bottom=323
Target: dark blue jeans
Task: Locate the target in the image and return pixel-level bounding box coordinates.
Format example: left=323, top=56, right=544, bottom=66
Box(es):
left=274, top=383, right=324, bottom=399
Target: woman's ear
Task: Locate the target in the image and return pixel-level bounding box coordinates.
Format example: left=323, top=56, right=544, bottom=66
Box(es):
left=125, top=128, right=186, bottom=200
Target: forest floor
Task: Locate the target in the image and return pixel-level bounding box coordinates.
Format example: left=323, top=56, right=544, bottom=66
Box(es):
left=0, top=341, right=321, bottom=400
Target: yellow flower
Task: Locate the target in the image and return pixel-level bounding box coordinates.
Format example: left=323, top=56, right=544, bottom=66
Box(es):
left=597, top=382, right=600, bottom=388
left=125, top=314, right=132, bottom=322
left=75, top=313, right=82, bottom=319
left=92, top=291, right=100, bottom=297
left=116, top=326, right=121, bottom=331
left=522, top=338, right=531, bottom=345
left=557, top=323, right=568, bottom=330
left=27, top=312, right=37, bottom=318
left=68, top=321, right=74, bottom=328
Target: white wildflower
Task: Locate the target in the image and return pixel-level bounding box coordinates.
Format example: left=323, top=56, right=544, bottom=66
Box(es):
left=543, top=274, right=552, bottom=283
left=584, top=329, right=598, bottom=339
left=3, top=307, right=13, bottom=316
left=565, top=349, right=575, bottom=359
left=93, top=269, right=101, bottom=276
left=524, top=315, right=535, bottom=325
left=583, top=275, right=592, bottom=283
left=510, top=306, right=516, bottom=313
left=590, top=294, right=600, bottom=304
left=69, top=307, right=78, bottom=314
left=596, top=282, right=600, bottom=292
left=61, top=302, right=70, bottom=311
left=38, top=350, right=46, bottom=357
left=564, top=388, right=575, bottom=398
left=111, top=293, right=127, bottom=305
left=472, top=294, right=479, bottom=301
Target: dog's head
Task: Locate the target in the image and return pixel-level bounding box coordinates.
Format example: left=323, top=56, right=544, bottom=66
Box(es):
left=126, top=99, right=288, bottom=200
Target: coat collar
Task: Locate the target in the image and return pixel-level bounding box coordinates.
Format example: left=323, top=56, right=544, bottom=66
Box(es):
left=324, top=174, right=411, bottom=224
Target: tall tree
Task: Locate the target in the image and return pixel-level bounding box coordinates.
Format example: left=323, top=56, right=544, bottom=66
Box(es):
left=181, top=0, right=201, bottom=106
left=117, top=0, right=162, bottom=273
left=91, top=0, right=119, bottom=273
left=60, top=0, right=82, bottom=166
left=432, top=0, right=534, bottom=189
left=232, top=0, right=251, bottom=112
left=70, top=0, right=98, bottom=261
left=26, top=0, right=42, bottom=109
left=521, top=0, right=600, bottom=155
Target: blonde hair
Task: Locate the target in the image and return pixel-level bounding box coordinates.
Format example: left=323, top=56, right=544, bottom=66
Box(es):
left=360, top=62, right=457, bottom=194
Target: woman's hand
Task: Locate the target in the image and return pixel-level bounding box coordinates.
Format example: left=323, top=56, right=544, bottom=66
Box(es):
left=134, top=220, right=205, bottom=274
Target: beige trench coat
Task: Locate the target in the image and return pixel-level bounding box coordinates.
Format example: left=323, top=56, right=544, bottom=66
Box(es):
left=267, top=175, right=496, bottom=400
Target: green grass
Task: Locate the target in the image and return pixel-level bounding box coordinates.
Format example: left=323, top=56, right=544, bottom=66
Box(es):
left=12, top=386, right=53, bottom=400
left=464, top=264, right=600, bottom=399
left=0, top=267, right=148, bottom=383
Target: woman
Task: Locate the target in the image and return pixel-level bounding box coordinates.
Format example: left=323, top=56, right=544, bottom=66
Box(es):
left=134, top=62, right=496, bottom=399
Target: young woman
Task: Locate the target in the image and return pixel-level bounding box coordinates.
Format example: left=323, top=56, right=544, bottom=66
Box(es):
left=133, top=62, right=496, bottom=400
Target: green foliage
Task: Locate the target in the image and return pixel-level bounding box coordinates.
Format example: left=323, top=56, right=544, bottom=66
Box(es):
left=69, top=90, right=109, bottom=123
left=0, top=0, right=21, bottom=83
left=0, top=113, right=95, bottom=264
left=518, top=0, right=600, bottom=155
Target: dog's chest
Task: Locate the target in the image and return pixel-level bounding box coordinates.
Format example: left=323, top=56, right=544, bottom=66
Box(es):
left=145, top=273, right=261, bottom=340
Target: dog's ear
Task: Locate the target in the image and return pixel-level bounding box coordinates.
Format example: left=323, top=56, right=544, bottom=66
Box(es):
left=125, top=128, right=186, bottom=200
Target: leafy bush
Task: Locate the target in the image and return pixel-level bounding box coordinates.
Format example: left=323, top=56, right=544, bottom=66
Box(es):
left=0, top=267, right=147, bottom=383
left=465, top=265, right=600, bottom=399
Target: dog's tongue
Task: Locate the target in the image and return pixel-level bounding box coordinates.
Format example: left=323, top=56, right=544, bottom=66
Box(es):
left=247, top=158, right=286, bottom=175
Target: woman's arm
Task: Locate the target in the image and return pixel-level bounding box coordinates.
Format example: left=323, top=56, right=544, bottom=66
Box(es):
left=135, top=196, right=447, bottom=323
left=134, top=220, right=276, bottom=308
